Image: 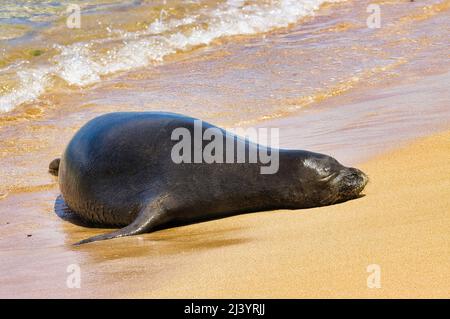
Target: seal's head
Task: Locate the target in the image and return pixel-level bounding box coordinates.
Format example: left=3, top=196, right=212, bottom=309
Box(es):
left=300, top=153, right=368, bottom=206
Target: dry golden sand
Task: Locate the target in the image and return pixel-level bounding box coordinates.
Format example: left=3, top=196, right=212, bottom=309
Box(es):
left=131, top=131, right=450, bottom=298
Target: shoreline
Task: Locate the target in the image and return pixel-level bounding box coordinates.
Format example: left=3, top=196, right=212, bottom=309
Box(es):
left=261, top=69, right=450, bottom=166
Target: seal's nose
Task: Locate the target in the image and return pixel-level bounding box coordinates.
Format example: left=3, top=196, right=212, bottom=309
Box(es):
left=360, top=169, right=369, bottom=188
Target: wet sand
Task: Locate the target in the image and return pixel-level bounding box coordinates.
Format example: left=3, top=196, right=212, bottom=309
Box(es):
left=1, top=130, right=449, bottom=298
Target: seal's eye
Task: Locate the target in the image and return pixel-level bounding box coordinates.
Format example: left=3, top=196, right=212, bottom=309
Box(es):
left=303, top=158, right=334, bottom=177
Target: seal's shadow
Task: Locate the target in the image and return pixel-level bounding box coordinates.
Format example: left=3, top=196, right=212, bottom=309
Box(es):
left=54, top=195, right=105, bottom=228
left=335, top=193, right=366, bottom=204
left=54, top=195, right=252, bottom=259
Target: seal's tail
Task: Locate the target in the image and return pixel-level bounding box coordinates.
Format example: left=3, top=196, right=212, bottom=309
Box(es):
left=49, top=158, right=60, bottom=176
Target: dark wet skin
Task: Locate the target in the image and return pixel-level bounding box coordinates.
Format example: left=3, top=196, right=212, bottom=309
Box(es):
left=50, top=112, right=368, bottom=245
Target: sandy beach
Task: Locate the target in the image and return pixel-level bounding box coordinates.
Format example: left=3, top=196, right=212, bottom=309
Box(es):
left=0, top=0, right=449, bottom=298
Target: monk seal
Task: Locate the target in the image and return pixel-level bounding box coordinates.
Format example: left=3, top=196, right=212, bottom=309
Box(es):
left=49, top=112, right=368, bottom=245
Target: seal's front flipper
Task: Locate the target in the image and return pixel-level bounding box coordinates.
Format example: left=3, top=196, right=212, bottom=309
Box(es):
left=73, top=197, right=169, bottom=245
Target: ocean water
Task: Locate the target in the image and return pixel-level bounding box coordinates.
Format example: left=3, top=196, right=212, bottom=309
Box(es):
left=0, top=0, right=342, bottom=112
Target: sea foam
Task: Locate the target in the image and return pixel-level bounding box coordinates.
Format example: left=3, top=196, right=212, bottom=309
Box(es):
left=0, top=0, right=342, bottom=112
